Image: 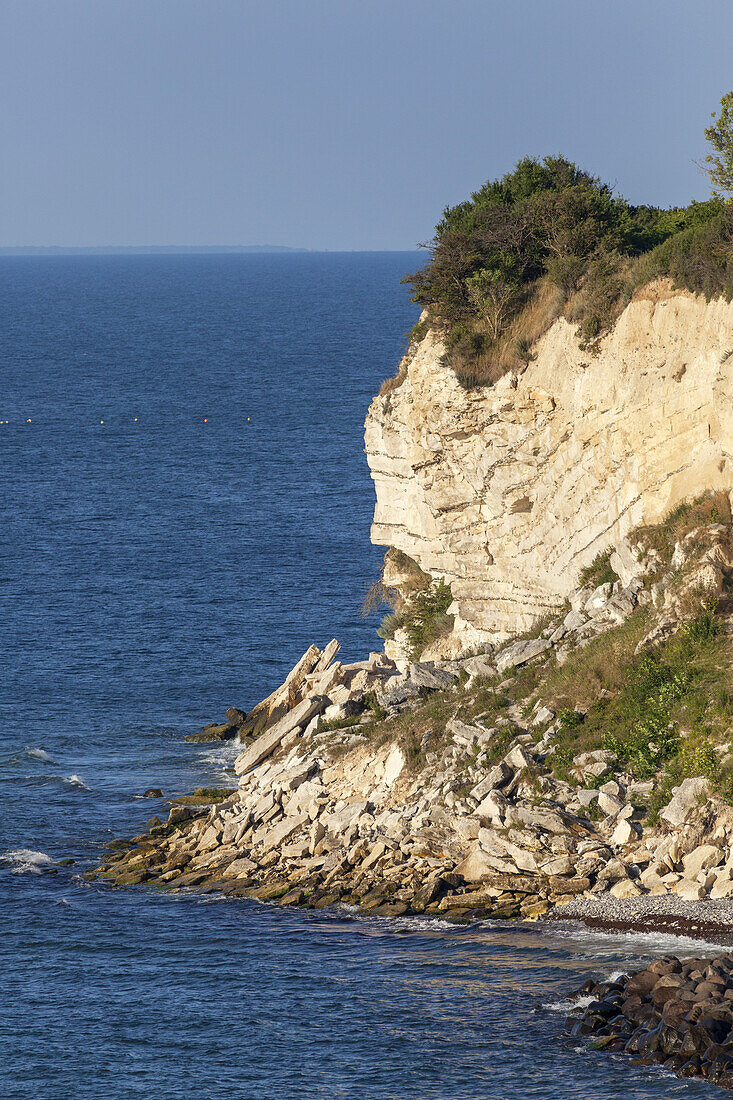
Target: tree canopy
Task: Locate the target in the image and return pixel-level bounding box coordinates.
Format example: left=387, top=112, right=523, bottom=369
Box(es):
left=704, top=90, right=733, bottom=197
left=404, top=144, right=732, bottom=387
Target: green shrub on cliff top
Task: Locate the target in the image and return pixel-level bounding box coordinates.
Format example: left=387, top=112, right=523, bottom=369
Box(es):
left=636, top=204, right=733, bottom=302
left=404, top=94, right=733, bottom=386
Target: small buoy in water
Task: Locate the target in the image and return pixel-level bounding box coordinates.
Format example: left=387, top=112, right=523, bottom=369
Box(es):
left=134, top=418, right=138, bottom=422
left=204, top=418, right=208, bottom=423
left=100, top=420, right=104, bottom=424
left=26, top=418, right=31, bottom=423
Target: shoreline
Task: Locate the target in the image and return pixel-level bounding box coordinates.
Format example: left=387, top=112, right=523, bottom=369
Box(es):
left=567, top=946, right=733, bottom=1089
left=89, top=584, right=733, bottom=1093
left=92, top=611, right=733, bottom=941
left=552, top=896, right=733, bottom=945
left=91, top=840, right=733, bottom=944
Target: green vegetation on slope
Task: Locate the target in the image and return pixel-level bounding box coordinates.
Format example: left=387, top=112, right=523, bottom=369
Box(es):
left=376, top=551, right=454, bottom=661
left=359, top=497, right=733, bottom=819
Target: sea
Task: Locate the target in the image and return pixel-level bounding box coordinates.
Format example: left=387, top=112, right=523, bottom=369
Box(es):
left=0, top=251, right=724, bottom=1099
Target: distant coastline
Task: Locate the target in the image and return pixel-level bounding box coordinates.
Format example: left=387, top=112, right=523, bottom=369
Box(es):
left=0, top=245, right=420, bottom=256
left=0, top=245, right=310, bottom=256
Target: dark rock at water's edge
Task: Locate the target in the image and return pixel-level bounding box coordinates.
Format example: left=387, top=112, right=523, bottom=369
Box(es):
left=185, top=703, right=278, bottom=743
left=566, top=953, right=733, bottom=1088
left=184, top=719, right=241, bottom=743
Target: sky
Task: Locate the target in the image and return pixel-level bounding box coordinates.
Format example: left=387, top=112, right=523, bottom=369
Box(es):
left=1, top=0, right=732, bottom=251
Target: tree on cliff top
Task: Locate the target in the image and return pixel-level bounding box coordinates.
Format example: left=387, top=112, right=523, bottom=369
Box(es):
left=404, top=95, right=733, bottom=389
left=704, top=91, right=733, bottom=197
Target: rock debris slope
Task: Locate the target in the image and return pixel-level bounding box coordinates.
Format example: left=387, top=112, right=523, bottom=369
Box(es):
left=96, top=519, right=733, bottom=927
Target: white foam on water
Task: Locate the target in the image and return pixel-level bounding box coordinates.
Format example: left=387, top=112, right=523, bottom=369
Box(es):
left=26, top=747, right=54, bottom=762
left=543, top=993, right=595, bottom=1013
left=367, top=913, right=457, bottom=933
left=547, top=918, right=731, bottom=957
left=64, top=774, right=90, bottom=790
left=0, top=848, right=54, bottom=873
left=199, top=748, right=240, bottom=783
left=607, top=969, right=628, bottom=982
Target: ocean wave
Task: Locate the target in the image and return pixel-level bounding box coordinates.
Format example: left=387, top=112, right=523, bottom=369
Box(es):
left=0, top=848, right=54, bottom=874
left=64, top=774, right=90, bottom=790
left=607, top=968, right=629, bottom=983
left=546, top=918, right=731, bottom=957
left=341, top=906, right=458, bottom=933
left=542, top=993, right=595, bottom=1014
left=199, top=743, right=241, bottom=775
left=26, top=747, right=55, bottom=763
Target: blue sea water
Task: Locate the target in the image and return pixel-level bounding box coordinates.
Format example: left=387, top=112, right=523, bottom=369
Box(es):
left=0, top=252, right=724, bottom=1099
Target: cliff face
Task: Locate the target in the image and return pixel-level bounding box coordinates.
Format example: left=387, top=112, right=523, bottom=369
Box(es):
left=365, top=284, right=733, bottom=652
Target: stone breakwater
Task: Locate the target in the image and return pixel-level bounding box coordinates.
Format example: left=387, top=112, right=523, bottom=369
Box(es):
left=567, top=951, right=733, bottom=1089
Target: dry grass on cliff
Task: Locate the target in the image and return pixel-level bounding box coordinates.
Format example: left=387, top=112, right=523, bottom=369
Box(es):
left=449, top=278, right=564, bottom=387
left=540, top=611, right=652, bottom=714
left=635, top=491, right=732, bottom=559
left=630, top=276, right=682, bottom=304
left=379, top=363, right=408, bottom=397
left=357, top=690, right=457, bottom=772
left=360, top=572, right=398, bottom=620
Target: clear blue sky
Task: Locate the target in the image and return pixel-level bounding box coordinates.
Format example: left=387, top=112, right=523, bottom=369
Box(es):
left=1, top=0, right=731, bottom=250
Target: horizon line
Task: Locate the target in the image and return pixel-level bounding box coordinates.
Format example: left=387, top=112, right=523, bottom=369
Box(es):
left=0, top=244, right=421, bottom=256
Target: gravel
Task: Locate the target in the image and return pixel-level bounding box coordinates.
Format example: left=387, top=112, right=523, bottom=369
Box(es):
left=553, top=894, right=733, bottom=936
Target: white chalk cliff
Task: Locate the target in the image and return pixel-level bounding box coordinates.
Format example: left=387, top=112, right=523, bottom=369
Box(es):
left=365, top=283, right=733, bottom=650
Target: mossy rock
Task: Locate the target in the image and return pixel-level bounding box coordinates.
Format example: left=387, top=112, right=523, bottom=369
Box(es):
left=184, top=721, right=239, bottom=743
left=443, top=907, right=475, bottom=923
left=223, top=880, right=258, bottom=896
left=279, top=888, right=307, bottom=906
left=159, top=855, right=191, bottom=874
left=247, top=883, right=290, bottom=901
left=310, top=891, right=343, bottom=909
left=369, top=901, right=410, bottom=917
left=114, top=870, right=149, bottom=886
left=521, top=898, right=550, bottom=919
left=590, top=1035, right=622, bottom=1050
left=490, top=903, right=521, bottom=919
left=172, top=787, right=237, bottom=806
left=358, top=886, right=394, bottom=909
left=169, top=870, right=212, bottom=887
